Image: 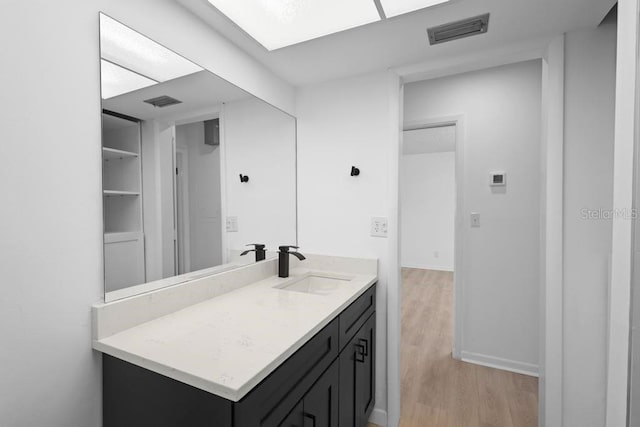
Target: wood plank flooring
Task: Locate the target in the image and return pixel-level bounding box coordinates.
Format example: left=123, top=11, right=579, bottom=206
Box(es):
left=369, top=268, right=537, bottom=427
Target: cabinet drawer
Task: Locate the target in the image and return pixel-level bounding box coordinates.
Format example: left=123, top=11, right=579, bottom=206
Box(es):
left=339, top=284, right=376, bottom=351
left=235, top=318, right=339, bottom=427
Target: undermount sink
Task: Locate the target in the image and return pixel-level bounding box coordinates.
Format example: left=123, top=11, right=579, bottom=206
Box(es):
left=276, top=274, right=352, bottom=295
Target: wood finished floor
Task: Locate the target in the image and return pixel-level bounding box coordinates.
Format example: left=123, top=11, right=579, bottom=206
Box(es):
left=369, top=268, right=537, bottom=427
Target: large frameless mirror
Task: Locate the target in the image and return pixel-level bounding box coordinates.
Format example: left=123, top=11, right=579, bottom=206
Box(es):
left=99, top=13, right=297, bottom=302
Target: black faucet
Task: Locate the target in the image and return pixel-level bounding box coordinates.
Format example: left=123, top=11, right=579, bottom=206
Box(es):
left=240, top=244, right=267, bottom=262
left=278, top=246, right=306, bottom=278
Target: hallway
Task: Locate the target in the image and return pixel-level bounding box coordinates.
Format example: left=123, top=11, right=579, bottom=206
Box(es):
left=372, top=268, right=538, bottom=427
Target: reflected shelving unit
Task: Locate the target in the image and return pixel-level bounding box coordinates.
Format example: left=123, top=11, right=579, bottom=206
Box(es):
left=102, top=112, right=145, bottom=293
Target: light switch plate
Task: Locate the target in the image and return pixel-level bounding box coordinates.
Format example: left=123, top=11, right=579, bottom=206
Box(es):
left=226, top=216, right=238, bottom=232
left=371, top=217, right=388, bottom=237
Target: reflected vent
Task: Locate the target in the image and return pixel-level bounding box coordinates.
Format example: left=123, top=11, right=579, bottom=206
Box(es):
left=427, top=13, right=490, bottom=45
left=143, top=95, right=182, bottom=108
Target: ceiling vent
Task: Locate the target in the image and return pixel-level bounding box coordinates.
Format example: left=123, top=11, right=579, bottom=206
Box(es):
left=427, top=13, right=490, bottom=45
left=143, top=95, right=182, bottom=108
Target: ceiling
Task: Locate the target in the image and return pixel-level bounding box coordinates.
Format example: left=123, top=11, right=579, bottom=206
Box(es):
left=177, top=0, right=616, bottom=86
left=102, top=70, right=250, bottom=123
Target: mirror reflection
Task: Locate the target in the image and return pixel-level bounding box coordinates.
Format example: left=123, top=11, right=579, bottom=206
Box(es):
left=100, top=14, right=297, bottom=302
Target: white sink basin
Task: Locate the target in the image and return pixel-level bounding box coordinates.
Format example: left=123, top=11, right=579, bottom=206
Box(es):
left=276, top=274, right=352, bottom=295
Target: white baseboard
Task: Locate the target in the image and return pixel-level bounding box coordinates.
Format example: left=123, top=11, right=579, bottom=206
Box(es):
left=369, top=407, right=388, bottom=426
left=401, top=263, right=454, bottom=272
left=460, top=351, right=539, bottom=377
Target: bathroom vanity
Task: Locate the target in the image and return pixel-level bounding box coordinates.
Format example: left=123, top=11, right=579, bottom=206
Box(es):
left=93, top=255, right=377, bottom=427
left=93, top=14, right=377, bottom=426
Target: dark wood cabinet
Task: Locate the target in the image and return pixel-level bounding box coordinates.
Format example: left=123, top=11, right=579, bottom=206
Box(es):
left=339, top=313, right=376, bottom=427
left=303, top=360, right=339, bottom=427
left=278, top=401, right=304, bottom=427
left=355, top=314, right=376, bottom=427
left=234, top=319, right=339, bottom=427
left=103, top=284, right=376, bottom=427
left=103, top=354, right=233, bottom=427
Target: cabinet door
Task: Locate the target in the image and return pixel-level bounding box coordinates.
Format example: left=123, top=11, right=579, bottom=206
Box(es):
left=278, top=401, right=304, bottom=427
left=339, top=313, right=376, bottom=427
left=104, top=232, right=145, bottom=292
left=303, top=360, right=339, bottom=427
left=354, top=314, right=375, bottom=427
left=234, top=320, right=339, bottom=427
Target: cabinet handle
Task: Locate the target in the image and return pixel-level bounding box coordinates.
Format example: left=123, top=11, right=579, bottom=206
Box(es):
left=355, top=344, right=366, bottom=363
left=304, top=412, right=317, bottom=427
left=359, top=338, right=369, bottom=356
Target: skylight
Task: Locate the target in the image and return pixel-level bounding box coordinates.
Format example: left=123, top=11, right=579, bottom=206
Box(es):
left=379, top=0, right=450, bottom=18
left=207, top=0, right=380, bottom=50
left=207, top=0, right=450, bottom=50
left=99, top=14, right=203, bottom=99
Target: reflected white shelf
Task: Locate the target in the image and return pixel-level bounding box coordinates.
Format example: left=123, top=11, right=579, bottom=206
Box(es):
left=103, top=190, right=140, bottom=197
left=104, top=231, right=143, bottom=244
left=103, top=147, right=139, bottom=160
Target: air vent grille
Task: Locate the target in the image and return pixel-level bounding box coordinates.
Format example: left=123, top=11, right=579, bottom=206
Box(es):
left=143, top=95, right=182, bottom=108
left=427, top=13, right=490, bottom=45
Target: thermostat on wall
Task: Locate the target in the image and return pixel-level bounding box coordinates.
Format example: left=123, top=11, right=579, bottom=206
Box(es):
left=490, top=172, right=506, bottom=186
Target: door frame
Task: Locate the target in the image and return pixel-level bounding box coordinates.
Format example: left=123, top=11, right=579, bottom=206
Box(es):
left=386, top=36, right=565, bottom=427
left=169, top=107, right=227, bottom=264
left=606, top=0, right=640, bottom=424
left=174, top=146, right=191, bottom=274
left=402, top=118, right=465, bottom=358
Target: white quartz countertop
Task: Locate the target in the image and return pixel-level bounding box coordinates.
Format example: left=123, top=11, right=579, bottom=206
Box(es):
left=93, top=267, right=377, bottom=402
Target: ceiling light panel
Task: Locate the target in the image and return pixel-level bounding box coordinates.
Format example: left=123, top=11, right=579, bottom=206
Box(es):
left=99, top=14, right=202, bottom=82
left=379, top=0, right=450, bottom=18
left=100, top=59, right=157, bottom=99
left=207, top=0, right=381, bottom=50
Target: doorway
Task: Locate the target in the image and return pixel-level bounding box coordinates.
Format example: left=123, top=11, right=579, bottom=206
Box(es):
left=174, top=120, right=224, bottom=274
left=394, top=60, right=543, bottom=426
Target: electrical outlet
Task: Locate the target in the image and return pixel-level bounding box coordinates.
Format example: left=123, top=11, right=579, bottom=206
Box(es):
left=226, top=216, right=238, bottom=232
left=371, top=217, right=388, bottom=237
left=470, top=212, right=480, bottom=228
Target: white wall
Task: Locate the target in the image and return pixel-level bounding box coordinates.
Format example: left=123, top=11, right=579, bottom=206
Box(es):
left=563, top=17, right=617, bottom=426
left=0, top=1, right=293, bottom=426
left=296, top=71, right=393, bottom=423
left=293, top=20, right=616, bottom=427
left=141, top=120, right=173, bottom=282
left=176, top=122, right=223, bottom=271
left=401, top=151, right=455, bottom=271
left=223, top=98, right=297, bottom=257
left=404, top=60, right=542, bottom=374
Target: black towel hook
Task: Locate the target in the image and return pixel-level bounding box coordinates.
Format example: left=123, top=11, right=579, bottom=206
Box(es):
left=239, top=174, right=249, bottom=183
left=350, top=166, right=360, bottom=177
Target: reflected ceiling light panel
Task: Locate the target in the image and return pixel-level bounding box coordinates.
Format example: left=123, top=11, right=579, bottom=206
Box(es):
left=379, top=0, right=450, bottom=18
left=99, top=14, right=202, bottom=82
left=206, top=0, right=381, bottom=50
left=100, top=59, right=157, bottom=99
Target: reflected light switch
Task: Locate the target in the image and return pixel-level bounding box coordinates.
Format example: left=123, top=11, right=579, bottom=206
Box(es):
left=226, top=216, right=238, bottom=232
